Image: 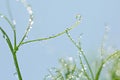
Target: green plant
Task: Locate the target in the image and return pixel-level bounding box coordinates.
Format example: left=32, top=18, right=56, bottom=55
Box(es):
left=109, top=57, right=120, bottom=80
left=0, top=0, right=81, bottom=80
left=45, top=29, right=120, bottom=80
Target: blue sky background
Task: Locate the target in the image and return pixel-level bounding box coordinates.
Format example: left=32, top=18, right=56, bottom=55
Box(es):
left=0, top=0, right=120, bottom=79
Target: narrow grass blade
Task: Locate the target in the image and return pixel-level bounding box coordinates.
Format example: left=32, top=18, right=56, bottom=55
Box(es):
left=0, top=13, right=17, bottom=49
left=66, top=31, right=94, bottom=80
left=66, top=30, right=94, bottom=80
left=103, top=50, right=120, bottom=64
left=78, top=52, right=91, bottom=80
left=0, top=14, right=15, bottom=31
left=95, top=50, right=120, bottom=80
left=6, top=0, right=13, bottom=20
left=0, top=27, right=13, bottom=53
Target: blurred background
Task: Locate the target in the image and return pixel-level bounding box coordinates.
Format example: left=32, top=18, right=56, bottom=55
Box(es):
left=0, top=0, right=120, bottom=79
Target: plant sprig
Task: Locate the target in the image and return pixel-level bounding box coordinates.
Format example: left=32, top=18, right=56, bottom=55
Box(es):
left=0, top=0, right=81, bottom=80
left=66, top=31, right=94, bottom=80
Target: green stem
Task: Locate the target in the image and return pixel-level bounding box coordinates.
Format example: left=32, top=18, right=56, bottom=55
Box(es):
left=78, top=53, right=91, bottom=80
left=95, top=51, right=120, bottom=80
left=21, top=21, right=80, bottom=45
left=13, top=51, right=22, bottom=80
left=66, top=31, right=94, bottom=80
left=95, top=62, right=103, bottom=80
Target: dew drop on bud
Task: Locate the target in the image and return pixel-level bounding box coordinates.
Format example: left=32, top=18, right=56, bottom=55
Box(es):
left=76, top=14, right=81, bottom=21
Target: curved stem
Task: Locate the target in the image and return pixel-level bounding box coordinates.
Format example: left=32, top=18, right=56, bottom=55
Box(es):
left=95, top=50, right=120, bottom=80
left=13, top=51, right=22, bottom=80
left=21, top=21, right=80, bottom=45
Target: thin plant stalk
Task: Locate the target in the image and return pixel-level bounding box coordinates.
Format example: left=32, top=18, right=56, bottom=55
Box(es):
left=95, top=50, right=120, bottom=80
left=21, top=21, right=80, bottom=45
left=12, top=52, right=22, bottom=80
left=78, top=52, right=91, bottom=80
left=66, top=31, right=94, bottom=80
left=0, top=0, right=81, bottom=80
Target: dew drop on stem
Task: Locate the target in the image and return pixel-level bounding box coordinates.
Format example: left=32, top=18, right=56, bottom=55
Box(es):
left=30, top=21, right=34, bottom=25
left=29, top=18, right=32, bottom=22
left=13, top=72, right=18, bottom=79
left=30, top=26, right=32, bottom=29
left=103, top=64, right=106, bottom=68
left=3, top=35, right=7, bottom=39
left=45, top=75, right=52, bottom=79
left=25, top=36, right=28, bottom=39
left=27, top=6, right=33, bottom=15
left=13, top=20, right=16, bottom=25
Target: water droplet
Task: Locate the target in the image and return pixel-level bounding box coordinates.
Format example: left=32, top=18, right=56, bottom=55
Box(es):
left=79, top=54, right=82, bottom=57
left=105, top=24, right=111, bottom=32
left=81, top=68, right=84, bottom=72
left=64, top=63, right=67, bottom=67
left=68, top=57, right=73, bottom=62
left=49, top=68, right=53, bottom=72
left=45, top=75, right=52, bottom=79
left=30, top=21, right=34, bottom=25
left=29, top=18, right=32, bottom=22
left=84, top=65, right=87, bottom=70
left=0, top=15, right=4, bottom=18
left=13, top=20, right=16, bottom=25
left=13, top=72, right=18, bottom=79
left=76, top=14, right=81, bottom=21
left=13, top=72, right=17, bottom=75
left=25, top=36, right=28, bottom=39
left=3, top=35, right=7, bottom=39
left=103, top=64, right=106, bottom=67
left=30, top=26, right=32, bottom=29
left=28, top=28, right=31, bottom=32
left=79, top=33, right=83, bottom=38
left=81, top=49, right=84, bottom=52
left=27, top=6, right=33, bottom=14
left=59, top=58, right=65, bottom=63
left=78, top=72, right=83, bottom=77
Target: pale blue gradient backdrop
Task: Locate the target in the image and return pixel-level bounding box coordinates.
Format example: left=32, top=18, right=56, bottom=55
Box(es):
left=0, top=0, right=120, bottom=79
